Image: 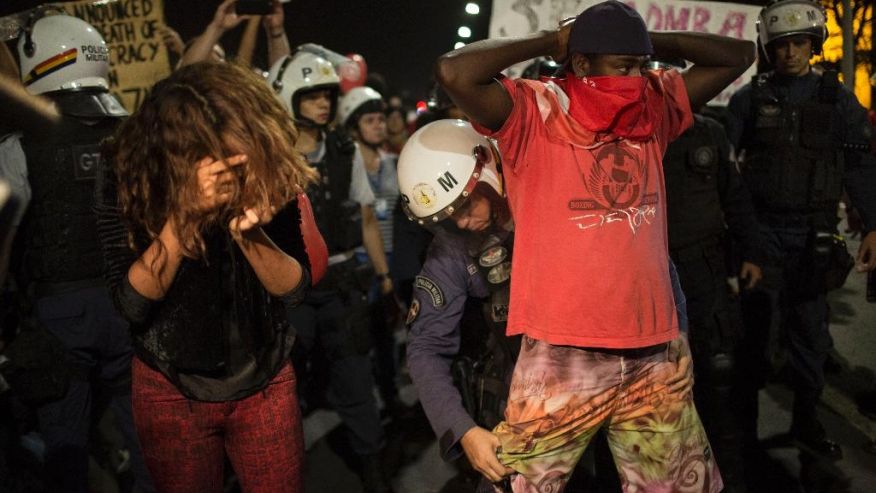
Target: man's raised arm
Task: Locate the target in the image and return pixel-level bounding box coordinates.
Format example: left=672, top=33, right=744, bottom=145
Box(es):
left=435, top=26, right=570, bottom=132
left=652, top=32, right=756, bottom=109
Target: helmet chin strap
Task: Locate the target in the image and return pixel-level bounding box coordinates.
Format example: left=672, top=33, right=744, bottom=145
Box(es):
left=362, top=139, right=383, bottom=151
left=295, top=117, right=324, bottom=130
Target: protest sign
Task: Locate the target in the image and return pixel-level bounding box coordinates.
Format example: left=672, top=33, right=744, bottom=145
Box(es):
left=63, top=0, right=170, bottom=111
left=489, top=0, right=762, bottom=105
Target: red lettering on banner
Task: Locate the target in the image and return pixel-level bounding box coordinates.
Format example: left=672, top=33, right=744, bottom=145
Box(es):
left=646, top=3, right=663, bottom=30
left=693, top=7, right=711, bottom=32
left=719, top=12, right=747, bottom=39
left=664, top=6, right=690, bottom=30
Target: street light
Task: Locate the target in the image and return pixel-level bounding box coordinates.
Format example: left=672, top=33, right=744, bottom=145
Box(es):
left=458, top=26, right=472, bottom=38
left=465, top=2, right=480, bottom=15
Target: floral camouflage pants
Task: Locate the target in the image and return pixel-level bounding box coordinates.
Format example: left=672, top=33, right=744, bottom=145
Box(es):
left=494, top=336, right=723, bottom=493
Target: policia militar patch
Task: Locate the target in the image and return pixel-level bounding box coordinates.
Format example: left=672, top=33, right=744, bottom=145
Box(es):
left=415, top=275, right=445, bottom=307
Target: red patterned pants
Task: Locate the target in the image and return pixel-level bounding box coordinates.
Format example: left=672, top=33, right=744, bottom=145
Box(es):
left=132, top=357, right=304, bottom=493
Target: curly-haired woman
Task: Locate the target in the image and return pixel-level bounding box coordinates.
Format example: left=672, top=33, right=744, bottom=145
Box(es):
left=97, top=61, right=322, bottom=493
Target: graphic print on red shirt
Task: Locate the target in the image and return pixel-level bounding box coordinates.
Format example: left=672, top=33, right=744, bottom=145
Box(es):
left=474, top=70, right=693, bottom=349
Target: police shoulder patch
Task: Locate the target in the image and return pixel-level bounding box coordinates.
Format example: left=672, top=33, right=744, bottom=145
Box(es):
left=415, top=275, right=445, bottom=307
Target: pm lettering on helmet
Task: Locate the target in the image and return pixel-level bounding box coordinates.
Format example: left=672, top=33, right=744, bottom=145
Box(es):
left=301, top=67, right=313, bottom=79
left=437, top=171, right=458, bottom=192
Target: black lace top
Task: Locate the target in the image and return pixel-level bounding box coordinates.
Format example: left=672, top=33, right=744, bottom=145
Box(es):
left=95, top=165, right=310, bottom=401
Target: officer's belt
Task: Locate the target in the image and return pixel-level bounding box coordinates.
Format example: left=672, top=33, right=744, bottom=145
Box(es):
left=315, top=256, right=369, bottom=293
left=758, top=212, right=826, bottom=229
left=32, top=277, right=105, bottom=298
left=327, top=250, right=355, bottom=266
left=670, top=237, right=721, bottom=263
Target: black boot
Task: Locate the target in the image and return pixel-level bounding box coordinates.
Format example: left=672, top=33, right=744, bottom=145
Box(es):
left=360, top=453, right=393, bottom=493
left=791, top=394, right=843, bottom=460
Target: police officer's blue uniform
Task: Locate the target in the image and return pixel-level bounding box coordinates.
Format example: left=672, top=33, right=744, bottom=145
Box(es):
left=727, top=70, right=876, bottom=456
left=664, top=112, right=762, bottom=489
left=285, top=130, right=386, bottom=468
left=16, top=89, right=153, bottom=493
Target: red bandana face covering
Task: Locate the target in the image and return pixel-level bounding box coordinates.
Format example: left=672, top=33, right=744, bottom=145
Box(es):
left=555, top=74, right=662, bottom=140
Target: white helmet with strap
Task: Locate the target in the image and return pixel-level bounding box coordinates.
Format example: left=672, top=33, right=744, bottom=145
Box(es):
left=756, top=0, right=827, bottom=63
left=397, top=119, right=503, bottom=225
left=18, top=13, right=109, bottom=95
left=338, top=86, right=384, bottom=128
left=267, top=49, right=340, bottom=126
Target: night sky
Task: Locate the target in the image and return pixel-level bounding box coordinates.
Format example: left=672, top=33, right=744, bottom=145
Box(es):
left=1, top=0, right=493, bottom=103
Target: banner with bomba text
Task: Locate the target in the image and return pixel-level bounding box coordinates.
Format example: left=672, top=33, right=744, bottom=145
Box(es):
left=62, top=0, right=171, bottom=111
left=488, top=0, right=763, bottom=105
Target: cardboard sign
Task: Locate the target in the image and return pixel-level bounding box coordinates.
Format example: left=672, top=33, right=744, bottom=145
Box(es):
left=63, top=0, right=170, bottom=111
left=489, top=0, right=762, bottom=105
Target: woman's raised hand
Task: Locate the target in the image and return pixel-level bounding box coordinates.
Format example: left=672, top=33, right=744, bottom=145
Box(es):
left=193, top=154, right=247, bottom=213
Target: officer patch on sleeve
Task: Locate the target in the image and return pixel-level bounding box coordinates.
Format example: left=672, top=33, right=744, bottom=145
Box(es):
left=405, top=299, right=420, bottom=326
left=415, top=275, right=445, bottom=307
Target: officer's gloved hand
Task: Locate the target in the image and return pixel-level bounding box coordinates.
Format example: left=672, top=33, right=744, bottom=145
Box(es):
left=380, top=292, right=404, bottom=330
left=739, top=261, right=763, bottom=290
left=460, top=426, right=515, bottom=483
left=856, top=231, right=876, bottom=272
left=666, top=334, right=694, bottom=399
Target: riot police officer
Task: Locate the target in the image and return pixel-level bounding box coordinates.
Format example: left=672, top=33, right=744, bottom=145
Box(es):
left=13, top=13, right=152, bottom=493
left=399, top=120, right=517, bottom=483
left=660, top=62, right=763, bottom=489
left=727, top=0, right=876, bottom=460
left=338, top=86, right=409, bottom=415
left=400, top=119, right=691, bottom=489
left=268, top=49, right=393, bottom=492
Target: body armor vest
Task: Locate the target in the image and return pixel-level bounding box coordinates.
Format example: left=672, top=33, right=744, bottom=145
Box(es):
left=19, top=91, right=124, bottom=283
left=740, top=71, right=842, bottom=214
left=456, top=230, right=520, bottom=429
left=307, top=131, right=362, bottom=254
left=664, top=115, right=725, bottom=250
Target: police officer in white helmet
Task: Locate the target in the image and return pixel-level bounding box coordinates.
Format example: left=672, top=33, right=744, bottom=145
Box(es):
left=267, top=49, right=393, bottom=492
left=727, top=0, right=876, bottom=464
left=12, top=12, right=153, bottom=493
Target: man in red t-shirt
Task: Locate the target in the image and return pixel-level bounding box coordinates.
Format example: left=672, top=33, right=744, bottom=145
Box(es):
left=435, top=1, right=755, bottom=491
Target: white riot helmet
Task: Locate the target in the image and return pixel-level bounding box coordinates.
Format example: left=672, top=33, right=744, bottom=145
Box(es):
left=18, top=14, right=109, bottom=95
left=267, top=50, right=340, bottom=126
left=398, top=119, right=503, bottom=225
left=756, top=0, right=827, bottom=63
left=338, top=86, right=385, bottom=128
